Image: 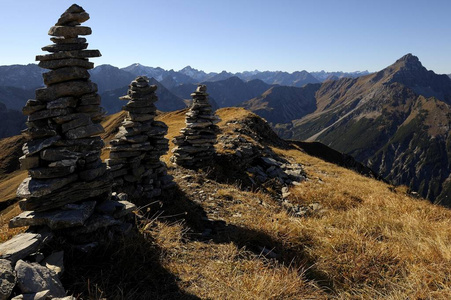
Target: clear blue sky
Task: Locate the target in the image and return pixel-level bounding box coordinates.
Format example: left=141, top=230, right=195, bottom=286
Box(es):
left=1, top=0, right=450, bottom=74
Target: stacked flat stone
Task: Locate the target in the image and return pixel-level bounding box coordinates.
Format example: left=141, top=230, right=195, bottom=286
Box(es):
left=10, top=5, right=135, bottom=238
left=107, top=76, right=174, bottom=201
left=171, top=85, right=220, bottom=168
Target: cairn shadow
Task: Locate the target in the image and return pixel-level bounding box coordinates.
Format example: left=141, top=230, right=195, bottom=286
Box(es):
left=160, top=185, right=335, bottom=293
left=60, top=226, right=201, bottom=300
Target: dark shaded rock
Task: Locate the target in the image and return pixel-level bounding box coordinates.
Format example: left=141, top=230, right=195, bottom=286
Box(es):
left=29, top=166, right=75, bottom=179
left=23, top=100, right=45, bottom=116
left=43, top=67, right=90, bottom=85
left=35, top=81, right=97, bottom=101
left=19, top=173, right=112, bottom=212
left=22, top=136, right=61, bottom=156
left=41, top=43, right=88, bottom=53
left=46, top=97, right=77, bottom=110
left=78, top=163, right=106, bottom=181
left=48, top=26, right=91, bottom=37
left=38, top=58, right=94, bottom=70
left=15, top=260, right=66, bottom=298
left=36, top=50, right=101, bottom=62
left=65, top=123, right=104, bottom=139
left=28, top=108, right=72, bottom=122
left=11, top=290, right=50, bottom=300
left=50, top=37, right=86, bottom=44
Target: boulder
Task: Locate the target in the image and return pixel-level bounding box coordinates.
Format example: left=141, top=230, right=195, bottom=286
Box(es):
left=15, top=260, right=66, bottom=298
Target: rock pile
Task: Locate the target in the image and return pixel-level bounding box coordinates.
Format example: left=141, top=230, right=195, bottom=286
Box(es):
left=107, top=76, right=174, bottom=201
left=1, top=4, right=138, bottom=298
left=171, top=85, right=220, bottom=168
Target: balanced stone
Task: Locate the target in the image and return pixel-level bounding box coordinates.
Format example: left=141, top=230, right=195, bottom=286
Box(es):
left=107, top=76, right=173, bottom=202
left=171, top=84, right=220, bottom=169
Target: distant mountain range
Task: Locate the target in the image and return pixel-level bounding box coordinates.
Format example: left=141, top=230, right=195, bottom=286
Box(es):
left=269, top=54, right=451, bottom=203
left=0, top=56, right=449, bottom=203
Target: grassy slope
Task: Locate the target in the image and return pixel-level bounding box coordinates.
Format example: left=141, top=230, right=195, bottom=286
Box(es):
left=1, top=107, right=451, bottom=298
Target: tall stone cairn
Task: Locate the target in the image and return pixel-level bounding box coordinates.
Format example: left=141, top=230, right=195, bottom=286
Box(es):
left=107, top=76, right=174, bottom=201
left=9, top=4, right=135, bottom=237
left=171, top=85, right=220, bottom=168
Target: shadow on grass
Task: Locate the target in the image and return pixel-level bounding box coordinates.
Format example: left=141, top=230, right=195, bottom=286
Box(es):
left=160, top=185, right=336, bottom=294
left=61, top=226, right=201, bottom=300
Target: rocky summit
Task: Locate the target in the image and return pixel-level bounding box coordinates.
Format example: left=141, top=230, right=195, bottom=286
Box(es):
left=171, top=84, right=221, bottom=169
left=107, top=76, right=175, bottom=201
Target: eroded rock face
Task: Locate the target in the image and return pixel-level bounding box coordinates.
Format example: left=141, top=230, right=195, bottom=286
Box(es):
left=107, top=76, right=174, bottom=201
left=171, top=85, right=220, bottom=169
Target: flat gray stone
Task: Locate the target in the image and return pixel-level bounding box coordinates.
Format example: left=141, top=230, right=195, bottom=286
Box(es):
left=68, top=215, right=121, bottom=235
left=35, top=81, right=97, bottom=102
left=17, top=174, right=78, bottom=199
left=43, top=67, right=90, bottom=86
left=42, top=43, right=88, bottom=53
left=46, top=97, right=77, bottom=110
left=19, top=173, right=112, bottom=212
left=40, top=149, right=80, bottom=161
left=65, top=123, right=104, bottom=139
left=38, top=58, right=94, bottom=70
left=48, top=26, right=91, bottom=37
left=22, top=136, right=61, bottom=156
left=41, top=251, right=64, bottom=277
left=0, top=233, right=42, bottom=264
left=0, top=259, right=15, bottom=300
left=10, top=201, right=96, bottom=230
left=28, top=166, right=75, bottom=179
left=36, top=50, right=101, bottom=62
left=15, top=260, right=66, bottom=298
left=28, top=108, right=72, bottom=122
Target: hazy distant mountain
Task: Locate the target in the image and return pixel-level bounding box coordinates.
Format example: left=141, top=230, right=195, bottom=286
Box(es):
left=0, top=102, right=25, bottom=138
left=121, top=63, right=168, bottom=81
left=89, top=64, right=135, bottom=93
left=311, top=70, right=370, bottom=82
left=169, top=76, right=271, bottom=108
left=178, top=66, right=208, bottom=82
left=240, top=70, right=320, bottom=87
left=284, top=54, right=451, bottom=202
left=0, top=64, right=44, bottom=89
left=100, top=77, right=187, bottom=114
left=242, top=84, right=319, bottom=124
left=0, top=86, right=34, bottom=111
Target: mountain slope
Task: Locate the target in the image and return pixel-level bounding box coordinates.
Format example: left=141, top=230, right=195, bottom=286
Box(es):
left=89, top=64, right=135, bottom=93
left=290, top=54, right=451, bottom=202
left=242, top=84, right=319, bottom=124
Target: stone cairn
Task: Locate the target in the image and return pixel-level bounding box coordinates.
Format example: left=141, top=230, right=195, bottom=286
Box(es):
left=171, top=85, right=220, bottom=169
left=106, top=76, right=174, bottom=201
left=0, top=5, right=136, bottom=299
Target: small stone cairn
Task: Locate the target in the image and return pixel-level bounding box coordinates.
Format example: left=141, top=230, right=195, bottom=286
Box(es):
left=107, top=76, right=174, bottom=201
left=171, top=85, right=220, bottom=168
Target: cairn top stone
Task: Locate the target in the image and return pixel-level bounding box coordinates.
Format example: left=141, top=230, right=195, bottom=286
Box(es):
left=196, top=85, right=207, bottom=93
